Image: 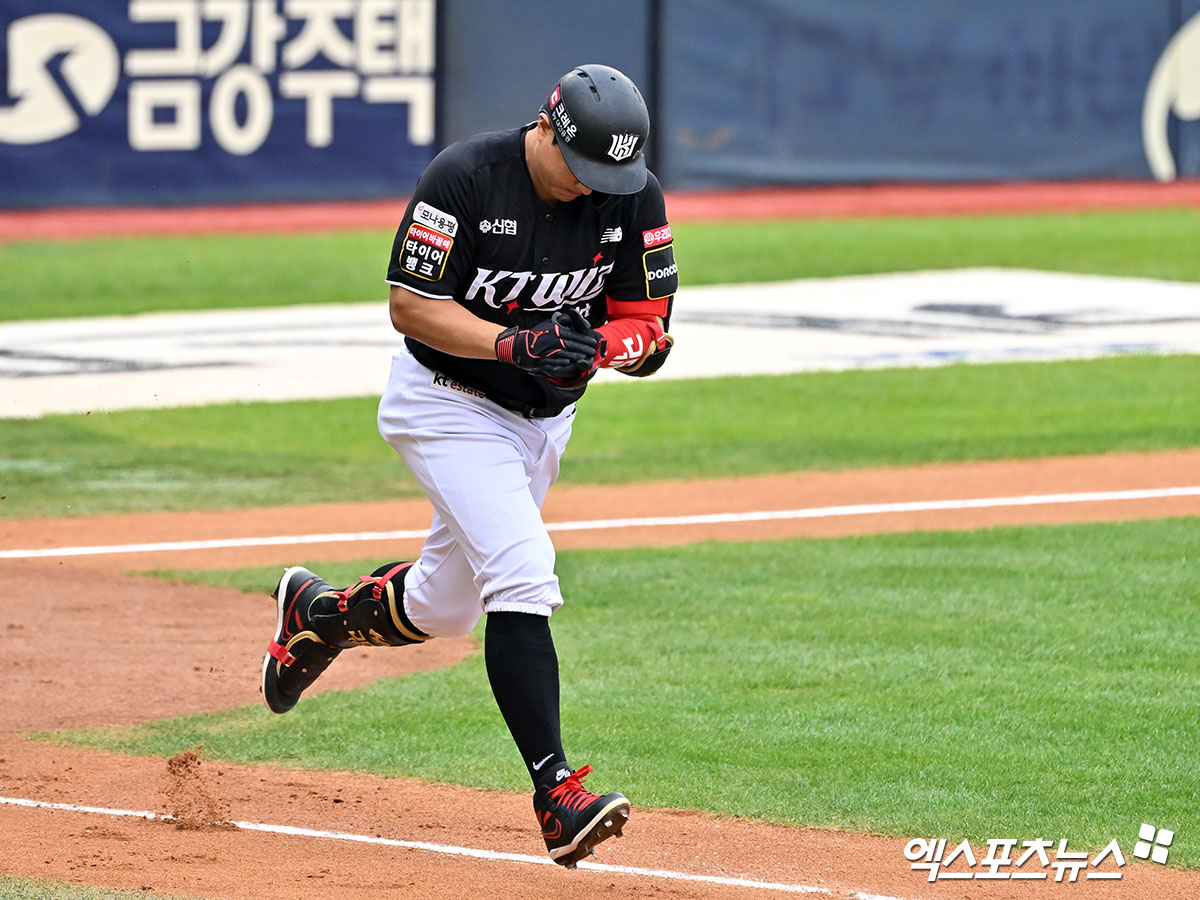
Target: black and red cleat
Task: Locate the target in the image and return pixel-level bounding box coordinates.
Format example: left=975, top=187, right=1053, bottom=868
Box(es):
left=260, top=566, right=340, bottom=714
left=533, top=764, right=630, bottom=868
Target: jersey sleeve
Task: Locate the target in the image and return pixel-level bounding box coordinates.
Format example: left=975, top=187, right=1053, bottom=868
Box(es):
left=386, top=148, right=476, bottom=299
left=601, top=171, right=677, bottom=322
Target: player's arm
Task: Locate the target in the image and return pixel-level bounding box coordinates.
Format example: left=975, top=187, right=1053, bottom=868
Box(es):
left=390, top=285, right=598, bottom=377
left=389, top=284, right=502, bottom=359
left=592, top=296, right=673, bottom=376
left=586, top=177, right=677, bottom=378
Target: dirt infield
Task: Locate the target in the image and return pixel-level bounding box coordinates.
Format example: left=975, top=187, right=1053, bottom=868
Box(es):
left=2, top=179, right=1199, bottom=242
left=2, top=452, right=1199, bottom=899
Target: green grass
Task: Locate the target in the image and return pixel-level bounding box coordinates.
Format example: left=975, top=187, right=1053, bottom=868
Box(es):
left=3, top=209, right=1199, bottom=321
left=1, top=354, right=1197, bottom=519
left=0, top=397, right=420, bottom=518
left=0, top=231, right=388, bottom=321
left=0, top=878, right=198, bottom=900
left=676, top=208, right=1200, bottom=285
left=53, top=519, right=1200, bottom=867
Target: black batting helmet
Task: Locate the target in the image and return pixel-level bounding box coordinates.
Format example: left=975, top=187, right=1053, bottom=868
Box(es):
left=540, top=64, right=650, bottom=195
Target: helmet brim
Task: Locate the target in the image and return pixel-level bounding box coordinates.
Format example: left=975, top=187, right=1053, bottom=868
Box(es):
left=558, top=141, right=648, bottom=195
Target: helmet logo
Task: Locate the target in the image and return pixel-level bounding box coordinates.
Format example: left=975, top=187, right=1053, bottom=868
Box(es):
left=607, top=133, right=639, bottom=161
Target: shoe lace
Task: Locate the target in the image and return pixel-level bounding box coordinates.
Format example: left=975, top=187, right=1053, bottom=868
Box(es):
left=335, top=563, right=412, bottom=611
left=546, top=765, right=599, bottom=811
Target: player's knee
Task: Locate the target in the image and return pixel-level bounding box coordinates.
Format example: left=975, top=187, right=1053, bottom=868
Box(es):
left=415, top=604, right=484, bottom=638
left=404, top=561, right=485, bottom=638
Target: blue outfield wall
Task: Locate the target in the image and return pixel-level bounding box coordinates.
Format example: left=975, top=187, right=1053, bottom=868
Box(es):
left=0, top=1, right=1198, bottom=208
left=656, top=0, right=1200, bottom=187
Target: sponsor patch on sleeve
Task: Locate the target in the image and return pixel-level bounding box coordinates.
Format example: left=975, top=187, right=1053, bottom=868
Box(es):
left=400, top=222, right=454, bottom=282
left=642, top=224, right=673, bottom=248
left=413, top=200, right=459, bottom=238
left=643, top=244, right=678, bottom=299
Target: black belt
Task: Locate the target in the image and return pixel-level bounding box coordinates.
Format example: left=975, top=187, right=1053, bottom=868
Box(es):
left=485, top=392, right=566, bottom=419
left=449, top=381, right=564, bottom=419
left=521, top=403, right=566, bottom=419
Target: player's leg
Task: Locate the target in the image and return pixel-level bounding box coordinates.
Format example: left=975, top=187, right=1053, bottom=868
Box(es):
left=378, top=349, right=567, bottom=620
left=504, top=408, right=629, bottom=868
left=380, top=357, right=570, bottom=786
left=474, top=405, right=573, bottom=776
left=487, top=612, right=629, bottom=867
left=404, top=437, right=628, bottom=867
left=261, top=355, right=480, bottom=714
left=399, top=510, right=486, bottom=636
left=261, top=559, right=431, bottom=714
left=260, top=505, right=488, bottom=714
left=392, top=421, right=573, bottom=780
left=381, top=351, right=628, bottom=866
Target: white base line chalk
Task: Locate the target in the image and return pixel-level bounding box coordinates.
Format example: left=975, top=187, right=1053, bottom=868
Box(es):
left=2, top=486, right=1198, bottom=560
left=0, top=794, right=910, bottom=899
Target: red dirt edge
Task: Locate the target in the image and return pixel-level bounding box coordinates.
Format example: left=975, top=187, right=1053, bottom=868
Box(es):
left=1, top=179, right=1197, bottom=243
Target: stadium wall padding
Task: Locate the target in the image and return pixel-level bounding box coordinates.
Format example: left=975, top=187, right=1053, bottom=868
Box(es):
left=0, top=0, right=1196, bottom=207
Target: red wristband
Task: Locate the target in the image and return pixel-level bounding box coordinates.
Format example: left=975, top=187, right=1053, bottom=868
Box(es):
left=595, top=316, right=664, bottom=369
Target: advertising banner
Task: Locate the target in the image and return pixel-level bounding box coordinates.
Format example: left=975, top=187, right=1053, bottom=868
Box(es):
left=0, top=0, right=436, bottom=207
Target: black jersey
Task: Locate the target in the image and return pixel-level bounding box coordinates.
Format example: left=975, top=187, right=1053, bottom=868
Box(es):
left=386, top=125, right=677, bottom=414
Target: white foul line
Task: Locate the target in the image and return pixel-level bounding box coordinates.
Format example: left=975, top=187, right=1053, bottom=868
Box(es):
left=2, top=486, right=1198, bottom=560
left=0, top=794, right=910, bottom=899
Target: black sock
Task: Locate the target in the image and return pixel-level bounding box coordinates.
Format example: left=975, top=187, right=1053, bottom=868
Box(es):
left=485, top=612, right=567, bottom=783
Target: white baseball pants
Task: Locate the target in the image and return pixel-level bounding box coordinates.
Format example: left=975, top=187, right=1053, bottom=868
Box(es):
left=377, top=348, right=575, bottom=638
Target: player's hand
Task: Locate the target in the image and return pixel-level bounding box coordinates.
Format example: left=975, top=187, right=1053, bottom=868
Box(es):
left=544, top=308, right=606, bottom=385
left=495, top=312, right=599, bottom=380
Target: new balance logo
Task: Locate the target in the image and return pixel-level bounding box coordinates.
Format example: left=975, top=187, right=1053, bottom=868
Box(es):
left=601, top=227, right=623, bottom=243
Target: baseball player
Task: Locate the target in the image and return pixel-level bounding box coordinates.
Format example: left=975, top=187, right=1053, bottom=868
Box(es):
left=261, top=63, right=676, bottom=868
